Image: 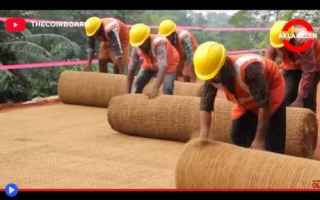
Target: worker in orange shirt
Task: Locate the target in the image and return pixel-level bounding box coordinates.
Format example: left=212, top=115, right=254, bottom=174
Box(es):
left=195, top=41, right=286, bottom=153
left=266, top=20, right=320, bottom=112
left=83, top=17, right=129, bottom=74
left=266, top=20, right=320, bottom=160
left=158, top=19, right=198, bottom=82
left=127, top=23, right=180, bottom=98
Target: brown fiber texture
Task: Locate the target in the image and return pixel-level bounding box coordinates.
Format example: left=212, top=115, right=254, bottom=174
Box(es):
left=176, top=139, right=320, bottom=189
left=173, top=81, right=203, bottom=97
left=108, top=94, right=317, bottom=157
left=211, top=98, right=318, bottom=158
left=58, top=71, right=127, bottom=107
left=108, top=94, right=200, bottom=142
left=58, top=72, right=204, bottom=109
left=0, top=103, right=183, bottom=188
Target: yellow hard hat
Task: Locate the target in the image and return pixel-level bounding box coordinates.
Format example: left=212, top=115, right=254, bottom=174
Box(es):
left=193, top=41, right=226, bottom=81
left=158, top=19, right=176, bottom=37
left=269, top=20, right=295, bottom=48
left=129, top=23, right=151, bottom=47
left=85, top=17, right=102, bottom=37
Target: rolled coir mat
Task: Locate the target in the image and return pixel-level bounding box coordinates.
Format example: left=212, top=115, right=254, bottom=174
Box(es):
left=176, top=138, right=320, bottom=189
left=108, top=94, right=200, bottom=142
left=58, top=71, right=127, bottom=107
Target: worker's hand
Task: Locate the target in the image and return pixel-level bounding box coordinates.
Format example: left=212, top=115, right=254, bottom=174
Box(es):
left=114, top=54, right=123, bottom=62
left=147, top=88, right=159, bottom=99
left=198, top=130, right=211, bottom=145
left=199, top=136, right=210, bottom=145
left=193, top=136, right=210, bottom=148
left=290, top=98, right=304, bottom=107
left=83, top=65, right=92, bottom=72
left=250, top=139, right=265, bottom=150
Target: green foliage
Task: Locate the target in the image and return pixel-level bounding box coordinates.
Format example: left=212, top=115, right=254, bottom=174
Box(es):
left=0, top=19, right=83, bottom=103
left=0, top=71, right=30, bottom=102
left=25, top=34, right=81, bottom=60
left=229, top=11, right=256, bottom=27
left=0, top=41, right=52, bottom=62
left=0, top=30, right=16, bottom=42
left=281, top=10, right=296, bottom=21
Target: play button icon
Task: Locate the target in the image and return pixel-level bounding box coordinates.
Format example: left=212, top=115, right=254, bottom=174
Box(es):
left=4, top=183, right=18, bottom=198
left=5, top=18, right=26, bottom=32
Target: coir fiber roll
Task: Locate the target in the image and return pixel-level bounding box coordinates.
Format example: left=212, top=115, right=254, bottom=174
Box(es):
left=176, top=139, right=320, bottom=188
left=58, top=71, right=127, bottom=107
left=107, top=94, right=200, bottom=142
left=211, top=98, right=318, bottom=158
left=173, top=81, right=203, bottom=97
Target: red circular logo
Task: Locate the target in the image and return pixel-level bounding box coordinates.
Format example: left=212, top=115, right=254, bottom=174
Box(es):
left=282, top=18, right=315, bottom=53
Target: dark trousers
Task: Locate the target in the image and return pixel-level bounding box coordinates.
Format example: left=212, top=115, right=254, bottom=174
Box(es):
left=231, top=102, right=286, bottom=153
left=283, top=69, right=320, bottom=111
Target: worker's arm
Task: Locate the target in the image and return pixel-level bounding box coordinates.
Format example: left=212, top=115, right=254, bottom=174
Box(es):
left=253, top=104, right=271, bottom=149
left=292, top=46, right=318, bottom=107
left=85, top=37, right=96, bottom=71
left=181, top=34, right=196, bottom=80
left=148, top=40, right=168, bottom=98
left=105, top=21, right=123, bottom=59
left=245, top=62, right=270, bottom=149
left=199, top=81, right=217, bottom=140
left=127, top=48, right=142, bottom=93
left=292, top=71, right=315, bottom=107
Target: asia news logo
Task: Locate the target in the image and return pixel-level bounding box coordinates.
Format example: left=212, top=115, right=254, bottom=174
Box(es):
left=5, top=17, right=26, bottom=32
left=279, top=18, right=318, bottom=53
